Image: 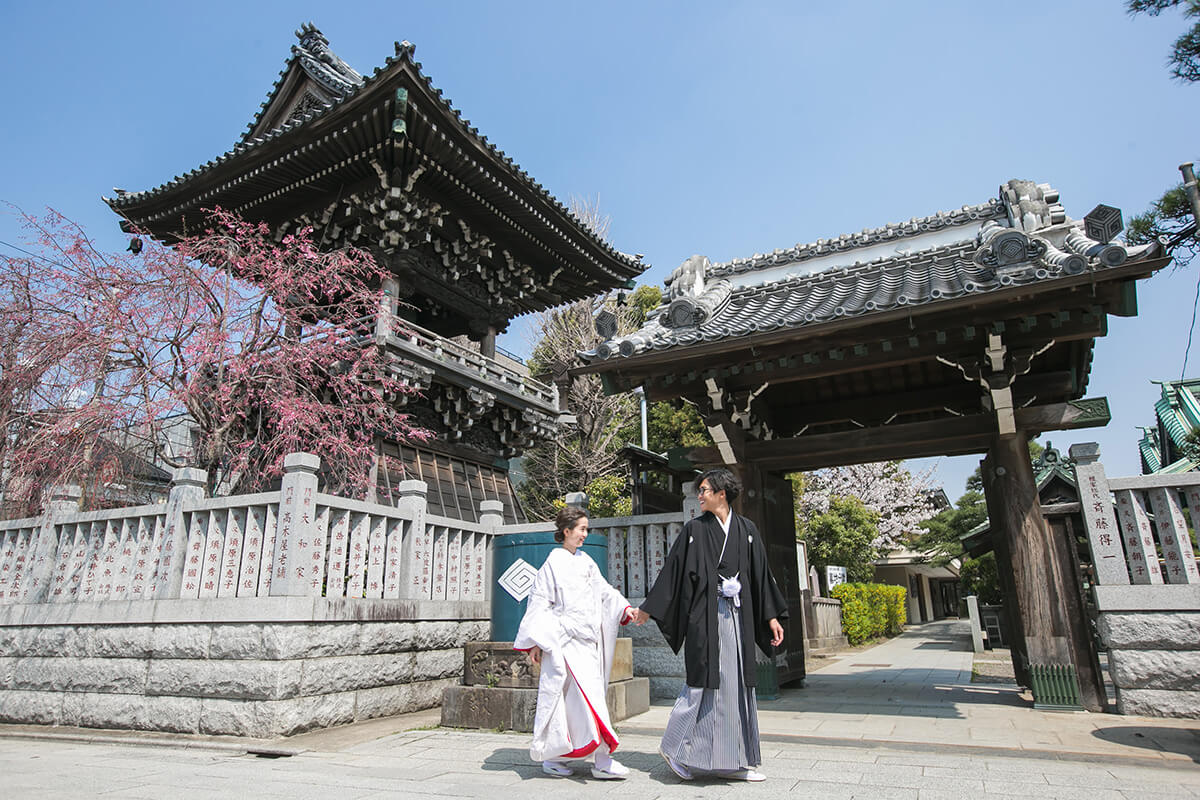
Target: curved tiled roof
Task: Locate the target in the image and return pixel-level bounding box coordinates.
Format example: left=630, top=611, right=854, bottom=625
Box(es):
left=105, top=26, right=640, bottom=277
left=583, top=181, right=1162, bottom=363
left=709, top=200, right=1007, bottom=278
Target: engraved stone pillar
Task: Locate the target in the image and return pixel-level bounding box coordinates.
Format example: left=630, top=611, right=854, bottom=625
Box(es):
left=269, top=452, right=321, bottom=596
left=396, top=479, right=430, bottom=599
left=23, top=485, right=82, bottom=603
left=478, top=500, right=504, bottom=604
left=1147, top=487, right=1200, bottom=584
left=1069, top=443, right=1129, bottom=586
left=682, top=480, right=701, bottom=521
left=158, top=468, right=207, bottom=599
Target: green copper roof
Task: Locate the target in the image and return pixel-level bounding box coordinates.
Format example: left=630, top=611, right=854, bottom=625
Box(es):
left=1139, top=428, right=1162, bottom=473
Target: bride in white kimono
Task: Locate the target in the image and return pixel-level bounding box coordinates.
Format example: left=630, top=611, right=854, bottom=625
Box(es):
left=513, top=505, right=637, bottom=779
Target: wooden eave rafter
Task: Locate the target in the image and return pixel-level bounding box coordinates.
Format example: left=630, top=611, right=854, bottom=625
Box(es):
left=639, top=301, right=1110, bottom=406
left=685, top=399, right=1111, bottom=472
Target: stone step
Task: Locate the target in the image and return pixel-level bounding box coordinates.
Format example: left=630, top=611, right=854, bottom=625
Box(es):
left=440, top=676, right=649, bottom=733
left=805, top=635, right=849, bottom=656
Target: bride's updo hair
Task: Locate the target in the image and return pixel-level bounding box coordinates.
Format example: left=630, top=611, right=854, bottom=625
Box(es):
left=555, top=506, right=588, bottom=543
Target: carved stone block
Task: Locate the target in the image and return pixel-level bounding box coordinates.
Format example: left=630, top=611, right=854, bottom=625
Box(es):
left=463, top=641, right=539, bottom=688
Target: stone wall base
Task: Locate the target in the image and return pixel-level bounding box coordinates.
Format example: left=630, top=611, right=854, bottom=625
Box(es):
left=0, top=604, right=488, bottom=738
left=1099, top=610, right=1200, bottom=719
left=1116, top=688, right=1200, bottom=718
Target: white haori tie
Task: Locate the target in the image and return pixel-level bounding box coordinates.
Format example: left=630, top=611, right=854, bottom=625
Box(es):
left=719, top=573, right=741, bottom=607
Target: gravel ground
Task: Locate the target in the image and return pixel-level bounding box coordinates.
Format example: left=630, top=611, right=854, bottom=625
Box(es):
left=971, top=647, right=1017, bottom=684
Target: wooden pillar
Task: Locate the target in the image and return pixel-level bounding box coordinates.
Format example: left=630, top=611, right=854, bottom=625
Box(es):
left=983, top=481, right=1030, bottom=687
left=731, top=460, right=807, bottom=687
left=480, top=326, right=497, bottom=360
left=983, top=433, right=1089, bottom=709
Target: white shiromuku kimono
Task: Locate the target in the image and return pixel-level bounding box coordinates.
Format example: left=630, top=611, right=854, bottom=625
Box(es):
left=513, top=547, right=632, bottom=762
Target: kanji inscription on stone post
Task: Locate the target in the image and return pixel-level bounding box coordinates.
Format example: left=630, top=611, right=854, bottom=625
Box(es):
left=395, top=480, right=428, bottom=600
left=198, top=511, right=222, bottom=599
left=646, top=524, right=667, bottom=589
left=239, top=506, right=266, bottom=597
left=383, top=518, right=403, bottom=599
left=345, top=511, right=368, bottom=598
left=607, top=525, right=626, bottom=595
left=627, top=525, right=646, bottom=597
left=218, top=508, right=245, bottom=598
left=365, top=515, right=387, bottom=599
left=270, top=452, right=321, bottom=596
left=1113, top=489, right=1162, bottom=585
left=1147, top=487, right=1199, bottom=584
left=1069, top=443, right=1130, bottom=585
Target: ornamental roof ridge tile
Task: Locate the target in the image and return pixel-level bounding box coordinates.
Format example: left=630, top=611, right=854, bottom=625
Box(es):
left=240, top=23, right=364, bottom=144
left=104, top=28, right=640, bottom=271
left=709, top=199, right=1005, bottom=277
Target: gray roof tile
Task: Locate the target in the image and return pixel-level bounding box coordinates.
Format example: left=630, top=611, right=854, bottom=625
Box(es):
left=583, top=181, right=1162, bottom=363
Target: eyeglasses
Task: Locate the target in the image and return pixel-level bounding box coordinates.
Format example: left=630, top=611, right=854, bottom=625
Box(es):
left=697, top=487, right=714, bottom=496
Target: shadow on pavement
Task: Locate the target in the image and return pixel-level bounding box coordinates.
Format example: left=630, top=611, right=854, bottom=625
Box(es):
left=481, top=745, right=680, bottom=783
left=1092, top=725, right=1200, bottom=763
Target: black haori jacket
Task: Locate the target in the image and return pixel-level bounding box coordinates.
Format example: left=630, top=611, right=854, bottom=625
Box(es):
left=641, top=511, right=787, bottom=689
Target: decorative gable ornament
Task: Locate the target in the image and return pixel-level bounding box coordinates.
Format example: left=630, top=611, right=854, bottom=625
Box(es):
left=594, top=308, right=618, bottom=341
left=1084, top=204, right=1124, bottom=244
left=973, top=220, right=1047, bottom=269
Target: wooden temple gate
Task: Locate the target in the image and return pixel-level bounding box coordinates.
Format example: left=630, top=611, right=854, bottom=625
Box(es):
left=577, top=182, right=1171, bottom=711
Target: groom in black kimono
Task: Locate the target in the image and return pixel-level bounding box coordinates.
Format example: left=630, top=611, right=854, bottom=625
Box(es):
left=633, top=468, right=786, bottom=782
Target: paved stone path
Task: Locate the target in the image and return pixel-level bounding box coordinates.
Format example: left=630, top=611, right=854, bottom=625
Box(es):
left=2, top=727, right=1199, bottom=799
left=628, top=619, right=1199, bottom=760
left=2, top=619, right=1198, bottom=798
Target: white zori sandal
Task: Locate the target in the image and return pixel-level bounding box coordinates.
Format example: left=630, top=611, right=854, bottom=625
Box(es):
left=542, top=760, right=572, bottom=777
left=590, top=756, right=629, bottom=780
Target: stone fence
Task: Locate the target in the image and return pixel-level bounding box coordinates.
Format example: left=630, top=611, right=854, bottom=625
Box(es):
left=0, top=454, right=502, bottom=737
left=1070, top=443, right=1200, bottom=717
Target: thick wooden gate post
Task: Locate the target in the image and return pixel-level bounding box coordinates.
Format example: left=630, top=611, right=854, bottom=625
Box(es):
left=730, top=459, right=807, bottom=687
left=981, top=471, right=1031, bottom=688
left=983, top=433, right=1087, bottom=709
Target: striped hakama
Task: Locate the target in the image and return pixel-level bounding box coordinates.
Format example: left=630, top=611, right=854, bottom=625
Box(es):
left=659, top=595, right=761, bottom=772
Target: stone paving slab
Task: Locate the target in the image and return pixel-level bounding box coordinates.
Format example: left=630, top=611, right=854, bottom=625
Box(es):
left=1, top=728, right=1199, bottom=799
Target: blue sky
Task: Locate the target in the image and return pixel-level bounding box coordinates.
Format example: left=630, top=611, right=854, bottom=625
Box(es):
left=3, top=1, right=1198, bottom=499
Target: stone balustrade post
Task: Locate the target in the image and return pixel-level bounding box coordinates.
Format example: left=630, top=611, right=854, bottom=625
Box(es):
left=396, top=479, right=430, bottom=599
left=682, top=480, right=701, bottom=521
left=158, top=467, right=208, bottom=598
left=564, top=491, right=588, bottom=510
left=478, top=500, right=504, bottom=604
left=269, top=453, right=322, bottom=596
left=1069, top=442, right=1130, bottom=586
left=23, top=485, right=83, bottom=603
left=479, top=500, right=504, bottom=530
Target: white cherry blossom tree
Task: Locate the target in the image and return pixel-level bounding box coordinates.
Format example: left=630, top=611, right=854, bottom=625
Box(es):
left=795, top=461, right=940, bottom=551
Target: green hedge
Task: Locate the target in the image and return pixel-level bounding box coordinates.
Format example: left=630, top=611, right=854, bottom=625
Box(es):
left=830, top=582, right=907, bottom=645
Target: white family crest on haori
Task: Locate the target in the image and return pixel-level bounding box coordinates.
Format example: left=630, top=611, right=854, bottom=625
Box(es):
left=513, top=547, right=632, bottom=762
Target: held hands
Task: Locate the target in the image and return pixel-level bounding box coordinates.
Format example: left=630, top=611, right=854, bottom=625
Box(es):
left=769, top=618, right=784, bottom=648
left=631, top=608, right=651, bottom=625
